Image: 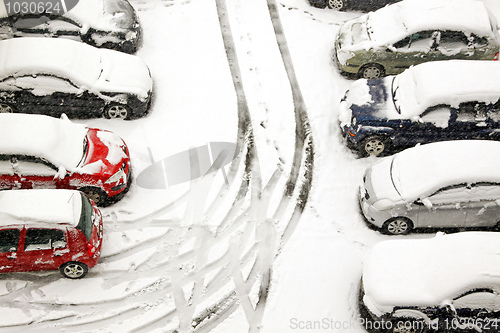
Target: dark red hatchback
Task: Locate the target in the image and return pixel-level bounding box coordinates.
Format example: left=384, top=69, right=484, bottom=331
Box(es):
left=0, top=189, right=103, bottom=279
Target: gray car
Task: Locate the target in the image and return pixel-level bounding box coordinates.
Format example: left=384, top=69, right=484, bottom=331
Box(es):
left=360, top=140, right=500, bottom=234
left=334, top=0, right=500, bottom=79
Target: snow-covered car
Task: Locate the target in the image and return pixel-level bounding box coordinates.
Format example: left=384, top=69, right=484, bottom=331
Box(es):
left=0, top=37, right=152, bottom=120
left=360, top=232, right=500, bottom=333
left=0, top=189, right=103, bottom=279
left=339, top=60, right=500, bottom=156
left=0, top=0, right=141, bottom=53
left=360, top=140, right=500, bottom=235
left=0, top=113, right=131, bottom=206
left=334, top=0, right=500, bottom=79
left=309, top=0, right=399, bottom=12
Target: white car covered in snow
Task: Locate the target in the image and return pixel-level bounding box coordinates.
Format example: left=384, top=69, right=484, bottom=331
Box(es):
left=0, top=0, right=142, bottom=53
left=360, top=232, right=500, bottom=333
left=0, top=37, right=152, bottom=119
left=360, top=140, right=500, bottom=234
left=334, top=0, right=500, bottom=79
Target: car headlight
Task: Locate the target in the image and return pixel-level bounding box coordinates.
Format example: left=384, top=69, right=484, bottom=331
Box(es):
left=352, top=116, right=357, bottom=126
left=105, top=169, right=126, bottom=184
left=337, top=49, right=355, bottom=66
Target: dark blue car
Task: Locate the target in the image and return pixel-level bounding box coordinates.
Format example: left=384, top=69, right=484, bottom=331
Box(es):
left=338, top=60, right=500, bottom=156
left=308, top=0, right=399, bottom=11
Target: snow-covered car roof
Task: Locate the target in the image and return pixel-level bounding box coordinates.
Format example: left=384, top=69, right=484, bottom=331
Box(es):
left=397, top=60, right=500, bottom=119
left=368, top=0, right=497, bottom=47
left=0, top=114, right=87, bottom=170
left=0, top=37, right=101, bottom=87
left=388, top=140, right=500, bottom=202
left=363, top=232, right=500, bottom=314
left=0, top=37, right=152, bottom=99
left=0, top=189, right=83, bottom=227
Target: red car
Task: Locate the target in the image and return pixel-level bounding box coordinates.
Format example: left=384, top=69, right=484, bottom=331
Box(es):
left=0, top=113, right=131, bottom=205
left=0, top=189, right=103, bottom=279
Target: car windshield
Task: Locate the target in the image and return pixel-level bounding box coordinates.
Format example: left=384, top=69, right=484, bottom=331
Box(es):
left=76, top=192, right=93, bottom=242
left=70, top=48, right=102, bottom=87
left=364, top=14, right=373, bottom=41
left=389, top=157, right=403, bottom=197
left=78, top=136, right=89, bottom=167
left=391, top=76, right=402, bottom=114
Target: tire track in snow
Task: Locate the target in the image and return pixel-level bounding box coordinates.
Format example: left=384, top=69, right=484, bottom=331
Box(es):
left=189, top=0, right=315, bottom=331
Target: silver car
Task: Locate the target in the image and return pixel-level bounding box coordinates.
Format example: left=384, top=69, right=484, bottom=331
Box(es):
left=360, top=140, right=500, bottom=234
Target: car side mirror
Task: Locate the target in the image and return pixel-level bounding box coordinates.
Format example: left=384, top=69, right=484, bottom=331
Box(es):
left=55, top=166, right=67, bottom=180
left=418, top=198, right=432, bottom=209
left=442, top=303, right=457, bottom=317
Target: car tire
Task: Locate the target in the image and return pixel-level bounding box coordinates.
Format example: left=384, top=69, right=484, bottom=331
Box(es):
left=383, top=217, right=413, bottom=235
left=328, top=0, right=347, bottom=10
left=121, top=41, right=136, bottom=54
left=0, top=102, right=14, bottom=113
left=359, top=63, right=385, bottom=79
left=60, top=261, right=89, bottom=279
left=104, top=103, right=131, bottom=120
left=359, top=136, right=390, bottom=156
left=80, top=187, right=108, bottom=206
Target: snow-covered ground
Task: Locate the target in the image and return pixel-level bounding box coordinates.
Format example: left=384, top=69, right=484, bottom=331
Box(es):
left=1, top=0, right=500, bottom=332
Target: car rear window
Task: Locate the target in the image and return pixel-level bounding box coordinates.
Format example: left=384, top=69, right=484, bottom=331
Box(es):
left=76, top=192, right=93, bottom=241
left=0, top=229, right=20, bottom=252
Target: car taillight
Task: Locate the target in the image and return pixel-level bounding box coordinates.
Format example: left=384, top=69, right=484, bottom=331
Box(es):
left=495, top=52, right=499, bottom=61
left=88, top=243, right=96, bottom=257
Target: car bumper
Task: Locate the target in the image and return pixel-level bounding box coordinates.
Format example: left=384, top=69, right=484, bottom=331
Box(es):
left=359, top=186, right=386, bottom=229
left=106, top=166, right=132, bottom=204
left=333, top=45, right=360, bottom=75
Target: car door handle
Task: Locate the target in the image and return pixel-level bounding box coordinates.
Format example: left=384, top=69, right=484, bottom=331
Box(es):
left=7, top=256, right=16, bottom=260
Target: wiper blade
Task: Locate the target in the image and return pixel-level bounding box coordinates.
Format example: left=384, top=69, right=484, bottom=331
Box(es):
left=391, top=76, right=401, bottom=114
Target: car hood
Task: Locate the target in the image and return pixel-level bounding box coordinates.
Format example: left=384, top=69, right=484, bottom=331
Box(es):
left=78, top=128, right=129, bottom=176
left=92, top=49, right=152, bottom=101
left=340, top=77, right=401, bottom=126
left=336, top=15, right=372, bottom=52
left=102, top=0, right=139, bottom=30
left=67, top=0, right=137, bottom=32
left=365, top=156, right=403, bottom=205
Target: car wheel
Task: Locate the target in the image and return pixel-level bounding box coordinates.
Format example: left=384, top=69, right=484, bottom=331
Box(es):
left=80, top=187, right=108, bottom=206
left=0, top=102, right=14, bottom=113
left=383, top=217, right=413, bottom=235
left=359, top=64, right=385, bottom=79
left=121, top=41, right=136, bottom=54
left=60, top=261, right=88, bottom=279
left=328, top=0, right=346, bottom=10
left=359, top=136, right=390, bottom=156
left=104, top=104, right=131, bottom=120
